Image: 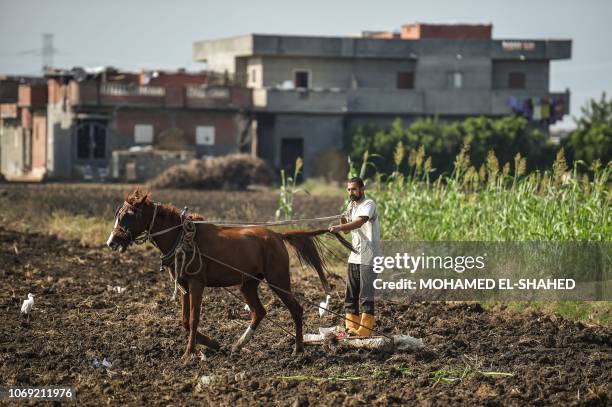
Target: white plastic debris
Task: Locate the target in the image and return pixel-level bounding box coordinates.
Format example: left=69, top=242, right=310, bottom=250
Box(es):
left=393, top=335, right=425, bottom=351
left=199, top=375, right=214, bottom=385
left=318, top=294, right=331, bottom=317
left=319, top=326, right=342, bottom=336
left=244, top=304, right=250, bottom=312
left=304, top=327, right=425, bottom=353
left=349, top=336, right=394, bottom=352
left=304, top=333, right=323, bottom=341
left=93, top=358, right=113, bottom=369
left=106, top=285, right=127, bottom=294
left=304, top=326, right=343, bottom=342
left=20, top=293, right=34, bottom=316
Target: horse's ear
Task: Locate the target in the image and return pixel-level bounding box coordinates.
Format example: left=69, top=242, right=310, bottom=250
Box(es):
left=139, top=192, right=149, bottom=205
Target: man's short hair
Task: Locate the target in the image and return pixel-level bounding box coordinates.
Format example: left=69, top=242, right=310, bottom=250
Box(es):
left=348, top=177, right=365, bottom=188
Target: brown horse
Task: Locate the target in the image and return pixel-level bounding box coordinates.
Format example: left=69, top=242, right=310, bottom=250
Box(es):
left=106, top=189, right=353, bottom=357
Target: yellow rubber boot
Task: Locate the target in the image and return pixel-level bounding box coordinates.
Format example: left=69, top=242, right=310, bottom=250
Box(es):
left=353, top=313, right=375, bottom=337
left=345, top=313, right=360, bottom=331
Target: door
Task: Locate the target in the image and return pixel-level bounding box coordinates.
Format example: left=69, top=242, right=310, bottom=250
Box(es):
left=280, top=138, right=303, bottom=180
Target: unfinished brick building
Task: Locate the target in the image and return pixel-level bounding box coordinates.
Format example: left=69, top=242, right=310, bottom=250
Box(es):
left=0, top=68, right=253, bottom=181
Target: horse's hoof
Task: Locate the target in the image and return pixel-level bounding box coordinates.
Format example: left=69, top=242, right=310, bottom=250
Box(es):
left=182, top=345, right=196, bottom=359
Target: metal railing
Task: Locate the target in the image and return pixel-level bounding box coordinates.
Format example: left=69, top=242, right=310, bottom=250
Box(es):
left=100, top=83, right=165, bottom=97
left=186, top=86, right=230, bottom=99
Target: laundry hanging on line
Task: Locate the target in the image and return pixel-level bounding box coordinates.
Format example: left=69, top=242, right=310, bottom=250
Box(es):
left=508, top=95, right=565, bottom=124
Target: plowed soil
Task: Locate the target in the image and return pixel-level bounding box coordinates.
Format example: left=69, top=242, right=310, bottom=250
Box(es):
left=0, top=184, right=610, bottom=406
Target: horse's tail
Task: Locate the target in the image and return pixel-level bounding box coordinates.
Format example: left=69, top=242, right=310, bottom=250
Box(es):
left=281, top=229, right=356, bottom=295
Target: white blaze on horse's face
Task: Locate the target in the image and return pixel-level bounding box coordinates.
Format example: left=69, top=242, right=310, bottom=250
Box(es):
left=106, top=216, right=118, bottom=246
left=107, top=214, right=125, bottom=252
left=107, top=207, right=128, bottom=253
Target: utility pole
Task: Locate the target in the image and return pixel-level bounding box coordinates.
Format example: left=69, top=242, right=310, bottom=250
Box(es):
left=41, top=33, right=57, bottom=72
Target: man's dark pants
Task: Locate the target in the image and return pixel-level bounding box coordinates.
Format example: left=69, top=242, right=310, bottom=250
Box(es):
left=345, top=262, right=375, bottom=315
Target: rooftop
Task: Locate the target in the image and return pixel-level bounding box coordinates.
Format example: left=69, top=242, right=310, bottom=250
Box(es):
left=193, top=23, right=571, bottom=62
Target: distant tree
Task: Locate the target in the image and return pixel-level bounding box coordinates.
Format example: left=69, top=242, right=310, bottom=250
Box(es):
left=563, top=93, right=612, bottom=164
left=345, top=115, right=555, bottom=177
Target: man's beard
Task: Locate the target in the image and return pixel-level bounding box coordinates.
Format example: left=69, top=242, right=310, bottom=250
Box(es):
left=350, top=193, right=362, bottom=201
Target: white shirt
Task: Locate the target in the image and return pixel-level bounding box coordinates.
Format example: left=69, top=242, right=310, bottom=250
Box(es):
left=346, top=197, right=381, bottom=265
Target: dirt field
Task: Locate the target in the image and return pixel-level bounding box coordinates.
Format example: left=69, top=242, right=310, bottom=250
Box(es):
left=0, top=184, right=610, bottom=405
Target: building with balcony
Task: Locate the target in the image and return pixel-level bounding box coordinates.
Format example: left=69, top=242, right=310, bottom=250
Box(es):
left=193, top=23, right=571, bottom=177
left=0, top=68, right=253, bottom=181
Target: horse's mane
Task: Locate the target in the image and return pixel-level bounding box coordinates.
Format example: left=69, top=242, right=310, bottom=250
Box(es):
left=126, top=189, right=205, bottom=221
left=158, top=203, right=205, bottom=221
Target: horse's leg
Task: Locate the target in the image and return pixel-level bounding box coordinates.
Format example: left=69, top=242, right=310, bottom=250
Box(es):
left=267, top=268, right=304, bottom=355
left=231, top=279, right=266, bottom=353
left=270, top=287, right=304, bottom=355
left=180, top=292, right=190, bottom=335
left=182, top=279, right=220, bottom=357
left=183, top=278, right=202, bottom=357
left=169, top=267, right=190, bottom=335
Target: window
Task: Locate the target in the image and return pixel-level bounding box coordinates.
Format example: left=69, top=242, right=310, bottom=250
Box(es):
left=251, top=68, right=257, bottom=84
left=294, top=71, right=310, bottom=89
left=508, top=72, right=526, bottom=89
left=134, top=124, right=153, bottom=144
left=196, top=126, right=215, bottom=145
left=448, top=72, right=463, bottom=89
left=397, top=72, right=415, bottom=89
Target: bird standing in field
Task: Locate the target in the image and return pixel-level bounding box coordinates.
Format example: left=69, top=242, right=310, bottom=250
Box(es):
left=21, top=293, right=34, bottom=320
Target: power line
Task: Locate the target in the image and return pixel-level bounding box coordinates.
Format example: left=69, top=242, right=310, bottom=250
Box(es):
left=1, top=33, right=60, bottom=73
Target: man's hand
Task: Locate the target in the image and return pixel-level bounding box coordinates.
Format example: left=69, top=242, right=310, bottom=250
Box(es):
left=329, top=216, right=368, bottom=234
left=328, top=225, right=342, bottom=234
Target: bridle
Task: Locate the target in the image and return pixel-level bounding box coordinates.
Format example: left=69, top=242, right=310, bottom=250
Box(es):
left=112, top=201, right=193, bottom=297
left=113, top=201, right=184, bottom=247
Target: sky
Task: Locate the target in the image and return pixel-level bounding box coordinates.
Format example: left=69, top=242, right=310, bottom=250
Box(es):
left=1, top=0, right=611, bottom=130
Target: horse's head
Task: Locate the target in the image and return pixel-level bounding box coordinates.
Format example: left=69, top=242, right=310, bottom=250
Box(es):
left=106, top=189, right=154, bottom=252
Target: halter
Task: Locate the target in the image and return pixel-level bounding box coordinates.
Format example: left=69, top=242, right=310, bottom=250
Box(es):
left=114, top=201, right=193, bottom=298
left=114, top=201, right=183, bottom=246
left=133, top=202, right=159, bottom=245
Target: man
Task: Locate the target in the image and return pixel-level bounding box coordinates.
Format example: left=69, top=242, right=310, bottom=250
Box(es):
left=328, top=177, right=381, bottom=337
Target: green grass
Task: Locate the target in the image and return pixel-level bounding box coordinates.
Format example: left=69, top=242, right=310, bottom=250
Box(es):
left=46, top=211, right=113, bottom=246
left=429, top=364, right=514, bottom=386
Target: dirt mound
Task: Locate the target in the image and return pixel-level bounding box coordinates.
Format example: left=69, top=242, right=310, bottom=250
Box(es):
left=149, top=154, right=273, bottom=190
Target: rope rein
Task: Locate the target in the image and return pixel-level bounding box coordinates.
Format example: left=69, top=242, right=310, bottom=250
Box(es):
left=191, top=215, right=342, bottom=227
left=172, top=214, right=205, bottom=299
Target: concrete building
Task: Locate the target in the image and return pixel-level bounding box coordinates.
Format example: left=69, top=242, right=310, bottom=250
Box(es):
left=193, top=23, right=572, bottom=177
left=0, top=76, right=48, bottom=181
left=0, top=68, right=253, bottom=181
